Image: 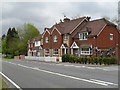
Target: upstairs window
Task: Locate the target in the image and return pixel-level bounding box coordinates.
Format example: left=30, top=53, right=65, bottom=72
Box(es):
left=64, top=34, right=68, bottom=40
left=110, top=33, right=113, bottom=40
left=54, top=36, right=58, bottom=42
left=79, top=32, right=88, bottom=40
left=45, top=37, right=49, bottom=43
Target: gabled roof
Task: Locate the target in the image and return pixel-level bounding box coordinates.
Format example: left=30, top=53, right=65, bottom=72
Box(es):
left=74, top=18, right=117, bottom=38
left=46, top=17, right=87, bottom=34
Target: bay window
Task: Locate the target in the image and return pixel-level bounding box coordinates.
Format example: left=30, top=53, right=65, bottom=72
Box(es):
left=81, top=48, right=90, bottom=55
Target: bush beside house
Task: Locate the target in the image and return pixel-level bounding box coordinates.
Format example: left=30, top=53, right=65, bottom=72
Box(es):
left=62, top=54, right=116, bottom=65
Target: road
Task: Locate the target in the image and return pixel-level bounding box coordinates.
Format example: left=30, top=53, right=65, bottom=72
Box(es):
left=1, top=58, right=119, bottom=88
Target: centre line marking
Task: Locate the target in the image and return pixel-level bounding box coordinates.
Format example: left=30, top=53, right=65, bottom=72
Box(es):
left=3, top=61, right=118, bottom=87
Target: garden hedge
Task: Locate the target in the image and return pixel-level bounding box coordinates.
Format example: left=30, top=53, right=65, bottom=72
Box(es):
left=62, top=54, right=116, bottom=65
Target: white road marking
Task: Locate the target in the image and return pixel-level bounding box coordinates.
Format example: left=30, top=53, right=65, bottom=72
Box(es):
left=0, top=72, right=22, bottom=90
left=64, top=65, right=74, bottom=66
left=90, top=79, right=118, bottom=86
left=3, top=61, right=118, bottom=87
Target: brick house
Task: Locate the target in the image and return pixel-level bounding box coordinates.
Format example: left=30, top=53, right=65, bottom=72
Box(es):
left=42, top=16, right=120, bottom=60
left=28, top=35, right=43, bottom=56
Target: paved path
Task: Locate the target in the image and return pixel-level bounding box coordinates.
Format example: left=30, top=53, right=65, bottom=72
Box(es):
left=1, top=59, right=119, bottom=88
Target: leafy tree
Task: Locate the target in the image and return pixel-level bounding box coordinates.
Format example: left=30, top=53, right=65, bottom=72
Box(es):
left=17, top=23, right=40, bottom=55
left=2, top=27, right=20, bottom=57
left=2, top=23, right=40, bottom=57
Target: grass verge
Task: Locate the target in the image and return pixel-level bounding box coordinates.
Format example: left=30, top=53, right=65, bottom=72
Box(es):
left=0, top=76, right=10, bottom=89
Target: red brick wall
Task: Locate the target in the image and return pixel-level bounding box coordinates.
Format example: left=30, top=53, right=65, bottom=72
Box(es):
left=74, top=38, right=95, bottom=47
left=43, top=31, right=51, bottom=49
left=97, top=25, right=118, bottom=49
left=51, top=29, right=63, bottom=49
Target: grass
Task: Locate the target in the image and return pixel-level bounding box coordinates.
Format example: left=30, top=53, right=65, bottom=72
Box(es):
left=0, top=76, right=10, bottom=89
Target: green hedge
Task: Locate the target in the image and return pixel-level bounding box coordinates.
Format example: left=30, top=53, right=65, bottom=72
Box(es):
left=62, top=54, right=116, bottom=65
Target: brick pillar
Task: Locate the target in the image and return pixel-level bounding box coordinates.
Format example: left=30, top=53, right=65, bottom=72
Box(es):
left=115, top=44, right=120, bottom=64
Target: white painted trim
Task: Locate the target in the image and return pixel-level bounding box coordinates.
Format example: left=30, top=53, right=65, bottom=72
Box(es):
left=60, top=44, right=66, bottom=49
left=42, top=29, right=50, bottom=37
left=51, top=26, right=61, bottom=35
left=80, top=48, right=91, bottom=55
left=97, top=24, right=107, bottom=36
left=39, top=45, right=43, bottom=49
left=70, top=18, right=86, bottom=34
left=70, top=41, right=79, bottom=48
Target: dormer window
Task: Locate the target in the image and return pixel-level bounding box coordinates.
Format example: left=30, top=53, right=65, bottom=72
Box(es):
left=79, top=32, right=88, bottom=40
left=46, top=37, right=49, bottom=43
left=64, top=34, right=68, bottom=40
left=54, top=36, right=58, bottom=42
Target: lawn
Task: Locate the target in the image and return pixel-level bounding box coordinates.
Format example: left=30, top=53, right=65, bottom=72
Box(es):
left=0, top=76, right=10, bottom=89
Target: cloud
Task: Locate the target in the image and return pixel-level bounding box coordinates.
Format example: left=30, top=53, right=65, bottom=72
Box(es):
left=1, top=2, right=118, bottom=36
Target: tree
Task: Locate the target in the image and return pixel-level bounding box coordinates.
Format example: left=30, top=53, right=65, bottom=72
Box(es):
left=2, top=36, right=7, bottom=54
left=17, top=23, right=40, bottom=55
left=3, top=27, right=20, bottom=57
left=2, top=23, right=40, bottom=57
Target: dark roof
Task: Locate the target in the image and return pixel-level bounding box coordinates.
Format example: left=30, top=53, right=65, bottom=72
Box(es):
left=80, top=44, right=92, bottom=48
left=74, top=18, right=117, bottom=38
left=46, top=17, right=86, bottom=34
left=34, top=35, right=42, bottom=41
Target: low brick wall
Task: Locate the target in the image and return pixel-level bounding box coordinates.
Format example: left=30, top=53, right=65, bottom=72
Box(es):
left=14, top=56, right=25, bottom=59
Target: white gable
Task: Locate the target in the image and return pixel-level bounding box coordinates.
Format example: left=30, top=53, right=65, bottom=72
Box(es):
left=60, top=44, right=66, bottom=49
left=51, top=26, right=61, bottom=35
left=70, top=42, right=79, bottom=48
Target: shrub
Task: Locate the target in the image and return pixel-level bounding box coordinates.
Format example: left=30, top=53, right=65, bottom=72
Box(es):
left=62, top=54, right=71, bottom=62
left=98, top=57, right=103, bottom=65
left=93, top=57, right=99, bottom=65
left=77, top=57, right=82, bottom=63
left=62, top=54, right=116, bottom=65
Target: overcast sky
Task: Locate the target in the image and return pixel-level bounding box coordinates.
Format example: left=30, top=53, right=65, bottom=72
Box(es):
left=1, top=1, right=118, bottom=35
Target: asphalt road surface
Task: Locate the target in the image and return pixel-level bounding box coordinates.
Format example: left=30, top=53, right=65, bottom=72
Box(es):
left=1, top=58, right=119, bottom=88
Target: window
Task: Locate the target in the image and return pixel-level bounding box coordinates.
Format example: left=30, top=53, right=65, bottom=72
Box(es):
left=45, top=49, right=49, bottom=55
left=79, top=32, right=88, bottom=40
left=45, top=37, right=49, bottom=43
left=110, top=33, right=113, bottom=40
left=54, top=36, right=58, bottom=42
left=54, top=49, right=58, bottom=55
left=64, top=34, right=68, bottom=40
left=81, top=48, right=90, bottom=55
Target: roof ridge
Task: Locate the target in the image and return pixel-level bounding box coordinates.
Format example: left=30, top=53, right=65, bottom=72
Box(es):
left=90, top=18, right=105, bottom=22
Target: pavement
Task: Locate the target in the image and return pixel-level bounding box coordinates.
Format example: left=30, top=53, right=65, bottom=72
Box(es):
left=0, top=58, right=119, bottom=88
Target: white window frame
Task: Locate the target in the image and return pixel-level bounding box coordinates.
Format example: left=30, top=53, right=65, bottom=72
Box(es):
left=54, top=36, right=58, bottom=42
left=79, top=32, right=88, bottom=40
left=81, top=48, right=90, bottom=55
left=53, top=49, right=59, bottom=55
left=45, top=49, right=49, bottom=55
left=64, top=34, right=68, bottom=40
left=110, top=33, right=113, bottom=40
left=45, top=37, right=49, bottom=43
